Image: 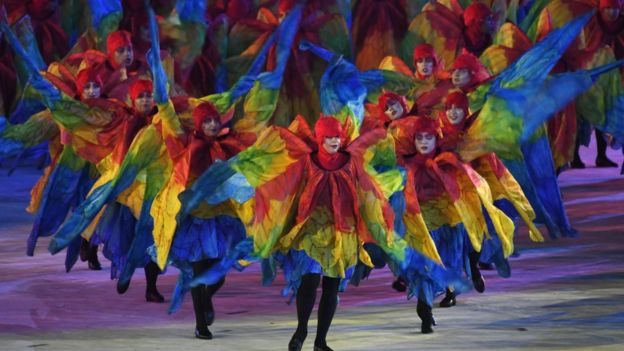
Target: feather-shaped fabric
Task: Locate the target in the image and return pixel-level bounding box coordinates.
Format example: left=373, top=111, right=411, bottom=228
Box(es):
left=399, top=1, right=463, bottom=70
left=472, top=154, right=544, bottom=242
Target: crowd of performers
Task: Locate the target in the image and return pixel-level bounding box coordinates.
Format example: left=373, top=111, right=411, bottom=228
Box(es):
left=1, top=0, right=623, bottom=350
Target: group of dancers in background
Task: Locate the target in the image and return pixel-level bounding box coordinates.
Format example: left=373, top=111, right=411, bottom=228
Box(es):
left=1, top=1, right=623, bottom=350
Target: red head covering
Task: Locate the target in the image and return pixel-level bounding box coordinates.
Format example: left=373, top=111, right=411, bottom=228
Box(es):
left=412, top=116, right=440, bottom=136
left=391, top=116, right=439, bottom=157
left=463, top=2, right=492, bottom=27
left=600, top=0, right=623, bottom=8
left=75, top=68, right=103, bottom=96
left=314, top=116, right=348, bottom=170
left=379, top=91, right=408, bottom=118
left=445, top=92, right=469, bottom=116
left=314, top=116, right=344, bottom=146
left=452, top=51, right=491, bottom=87
left=106, top=31, right=132, bottom=67
left=129, top=79, right=153, bottom=103
left=413, top=43, right=436, bottom=62
left=192, top=102, right=221, bottom=131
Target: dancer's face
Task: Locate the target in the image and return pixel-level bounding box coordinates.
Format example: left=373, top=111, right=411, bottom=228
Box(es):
left=134, top=91, right=154, bottom=114
left=452, top=68, right=471, bottom=88
left=81, top=82, right=101, bottom=100
left=322, top=136, right=342, bottom=154
left=415, top=132, right=436, bottom=155
left=201, top=118, right=221, bottom=137
left=113, top=45, right=134, bottom=68
left=416, top=57, right=434, bottom=77
left=446, top=105, right=466, bottom=125
left=384, top=99, right=405, bottom=120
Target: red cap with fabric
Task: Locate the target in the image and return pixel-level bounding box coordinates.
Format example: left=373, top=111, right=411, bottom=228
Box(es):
left=128, top=79, right=153, bottom=103
left=600, top=0, right=623, bottom=8
left=192, top=102, right=221, bottom=131
left=452, top=51, right=490, bottom=85
left=378, top=91, right=408, bottom=117
left=75, top=67, right=103, bottom=95
left=412, top=116, right=440, bottom=135
left=445, top=91, right=469, bottom=115
left=463, top=2, right=492, bottom=27
left=314, top=116, right=344, bottom=146
left=106, top=31, right=132, bottom=67
left=413, top=43, right=436, bottom=62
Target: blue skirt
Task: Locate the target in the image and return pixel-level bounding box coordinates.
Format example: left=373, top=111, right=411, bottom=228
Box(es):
left=169, top=215, right=246, bottom=263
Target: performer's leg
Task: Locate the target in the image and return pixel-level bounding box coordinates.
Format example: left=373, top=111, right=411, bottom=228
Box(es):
left=289, top=273, right=321, bottom=351
left=191, top=259, right=221, bottom=339
left=571, top=134, right=585, bottom=169
left=469, top=250, right=485, bottom=293
left=595, top=130, right=617, bottom=167
left=314, top=276, right=340, bottom=351
left=439, top=287, right=456, bottom=308
left=417, top=297, right=434, bottom=334
left=144, top=261, right=164, bottom=303
left=87, top=242, right=101, bottom=271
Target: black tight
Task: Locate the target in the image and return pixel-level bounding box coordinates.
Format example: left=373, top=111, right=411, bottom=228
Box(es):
left=575, top=130, right=609, bottom=161
left=191, top=259, right=224, bottom=332
left=293, top=273, right=340, bottom=348
left=144, top=261, right=161, bottom=294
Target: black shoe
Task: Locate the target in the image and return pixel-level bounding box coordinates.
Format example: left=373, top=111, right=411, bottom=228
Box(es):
left=117, top=280, right=130, bottom=294
left=570, top=159, right=585, bottom=169
left=472, top=270, right=486, bottom=293
left=439, top=291, right=456, bottom=308
left=392, top=278, right=407, bottom=292
left=145, top=289, right=165, bottom=303
left=314, top=344, right=334, bottom=351
left=596, top=156, right=617, bottom=168
left=288, top=337, right=304, bottom=351
left=195, top=327, right=213, bottom=340
left=417, top=299, right=434, bottom=334
left=88, top=258, right=102, bottom=271
left=79, top=242, right=89, bottom=262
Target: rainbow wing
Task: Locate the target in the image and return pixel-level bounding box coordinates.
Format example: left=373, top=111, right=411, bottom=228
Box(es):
left=472, top=154, right=544, bottom=242
left=399, top=1, right=463, bottom=71
left=575, top=48, right=624, bottom=147
left=480, top=22, right=533, bottom=75
left=460, top=60, right=624, bottom=161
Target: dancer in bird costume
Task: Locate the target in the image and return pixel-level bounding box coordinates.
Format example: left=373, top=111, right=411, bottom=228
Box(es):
left=534, top=0, right=624, bottom=171
left=400, top=1, right=499, bottom=71
left=436, top=91, right=544, bottom=307
left=185, top=111, right=413, bottom=350
left=47, top=0, right=302, bottom=304
left=379, top=43, right=453, bottom=117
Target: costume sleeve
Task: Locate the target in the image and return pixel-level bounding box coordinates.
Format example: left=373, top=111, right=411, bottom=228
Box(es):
left=0, top=111, right=57, bottom=157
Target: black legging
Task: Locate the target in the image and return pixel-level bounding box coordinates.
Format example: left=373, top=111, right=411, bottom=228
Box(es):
left=293, top=273, right=340, bottom=348
left=574, top=130, right=609, bottom=161
left=144, top=261, right=161, bottom=294
left=191, top=259, right=225, bottom=331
